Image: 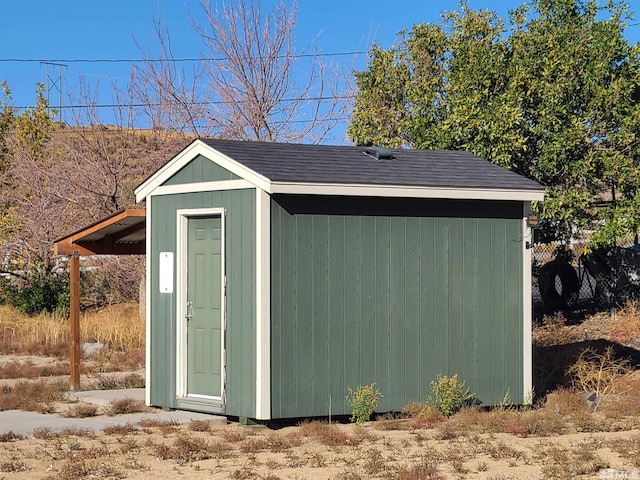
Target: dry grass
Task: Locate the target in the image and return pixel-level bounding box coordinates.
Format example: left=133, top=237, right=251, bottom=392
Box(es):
left=0, top=303, right=144, bottom=356
left=0, top=413, right=638, bottom=478
left=0, top=431, right=25, bottom=442
left=567, top=346, right=632, bottom=408
left=103, top=424, right=138, bottom=435
left=298, top=420, right=363, bottom=446
left=0, top=359, right=71, bottom=378
left=0, top=378, right=67, bottom=412
left=62, top=403, right=99, bottom=418
left=532, top=314, right=583, bottom=348
left=154, top=434, right=213, bottom=464
left=105, top=398, right=147, bottom=416
left=612, top=301, right=640, bottom=344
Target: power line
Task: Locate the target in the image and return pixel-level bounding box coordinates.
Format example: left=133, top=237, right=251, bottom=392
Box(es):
left=0, top=51, right=367, bottom=64
left=14, top=95, right=356, bottom=111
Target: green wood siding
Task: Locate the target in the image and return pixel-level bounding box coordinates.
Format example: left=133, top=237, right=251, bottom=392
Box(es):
left=149, top=189, right=255, bottom=417
left=165, top=154, right=240, bottom=185
left=271, top=195, right=524, bottom=418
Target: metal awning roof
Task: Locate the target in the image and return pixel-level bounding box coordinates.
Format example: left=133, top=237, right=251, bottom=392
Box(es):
left=53, top=208, right=146, bottom=256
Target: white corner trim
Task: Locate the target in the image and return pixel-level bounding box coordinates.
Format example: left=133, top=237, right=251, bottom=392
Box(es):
left=255, top=189, right=271, bottom=420
left=270, top=182, right=545, bottom=202
left=522, top=202, right=533, bottom=401
left=135, top=140, right=271, bottom=202
left=145, top=198, right=152, bottom=406
left=175, top=208, right=226, bottom=402
left=148, top=179, right=254, bottom=197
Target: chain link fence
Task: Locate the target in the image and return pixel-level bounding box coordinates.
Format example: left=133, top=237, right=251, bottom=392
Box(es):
left=532, top=231, right=639, bottom=316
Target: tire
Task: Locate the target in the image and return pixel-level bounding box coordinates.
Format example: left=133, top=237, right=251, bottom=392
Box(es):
left=538, top=260, right=580, bottom=311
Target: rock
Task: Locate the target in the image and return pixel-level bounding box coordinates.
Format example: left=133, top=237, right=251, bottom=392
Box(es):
left=82, top=342, right=106, bottom=357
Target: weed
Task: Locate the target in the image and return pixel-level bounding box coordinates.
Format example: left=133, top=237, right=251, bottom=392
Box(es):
left=566, top=346, right=632, bottom=409
left=265, top=431, right=299, bottom=452
left=220, top=427, right=250, bottom=442
left=393, top=458, right=441, bottom=480
left=97, top=372, right=145, bottom=390
left=0, top=431, right=24, bottom=442
left=346, top=383, right=381, bottom=424
left=59, top=427, right=94, bottom=438
left=62, top=403, right=98, bottom=418
left=298, top=420, right=360, bottom=446
left=32, top=426, right=58, bottom=439
left=241, top=437, right=269, bottom=453
left=522, top=408, right=567, bottom=436
left=609, top=435, right=640, bottom=468
left=426, top=374, right=475, bottom=417
left=0, top=359, right=70, bottom=379
left=363, top=448, right=386, bottom=475
left=449, top=456, right=469, bottom=474
left=209, top=439, right=232, bottom=459
left=0, top=460, right=30, bottom=472
left=105, top=397, right=146, bottom=416
left=230, top=466, right=258, bottom=479
left=103, top=423, right=138, bottom=435
left=612, top=301, right=640, bottom=344
left=0, top=378, right=67, bottom=412
left=189, top=419, right=212, bottom=432
left=538, top=443, right=608, bottom=479
left=137, top=418, right=179, bottom=428
left=155, top=434, right=212, bottom=464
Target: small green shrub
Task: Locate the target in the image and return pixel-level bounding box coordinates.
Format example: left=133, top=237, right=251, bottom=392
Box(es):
left=0, top=274, right=69, bottom=315
left=347, top=384, right=381, bottom=424
left=426, top=374, right=474, bottom=417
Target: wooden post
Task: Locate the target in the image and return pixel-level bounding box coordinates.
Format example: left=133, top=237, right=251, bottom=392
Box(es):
left=70, top=251, right=80, bottom=390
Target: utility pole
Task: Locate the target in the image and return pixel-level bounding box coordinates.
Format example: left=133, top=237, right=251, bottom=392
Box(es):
left=40, top=61, right=67, bottom=122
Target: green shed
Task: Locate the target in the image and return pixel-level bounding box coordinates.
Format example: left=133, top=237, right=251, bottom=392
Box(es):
left=134, top=138, right=544, bottom=421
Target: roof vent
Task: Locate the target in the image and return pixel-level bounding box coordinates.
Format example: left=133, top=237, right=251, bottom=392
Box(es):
left=363, top=146, right=394, bottom=160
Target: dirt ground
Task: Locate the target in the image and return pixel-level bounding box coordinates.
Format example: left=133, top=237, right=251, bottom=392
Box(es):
left=0, top=418, right=639, bottom=479
left=1, top=308, right=640, bottom=479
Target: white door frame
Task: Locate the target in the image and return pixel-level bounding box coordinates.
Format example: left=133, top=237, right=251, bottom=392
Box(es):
left=175, top=208, right=226, bottom=402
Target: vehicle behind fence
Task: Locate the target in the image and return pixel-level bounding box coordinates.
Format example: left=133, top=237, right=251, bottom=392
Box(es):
left=532, top=231, right=640, bottom=317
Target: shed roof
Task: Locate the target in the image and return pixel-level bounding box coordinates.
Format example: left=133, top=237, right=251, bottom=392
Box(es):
left=135, top=139, right=545, bottom=202
left=200, top=139, right=543, bottom=191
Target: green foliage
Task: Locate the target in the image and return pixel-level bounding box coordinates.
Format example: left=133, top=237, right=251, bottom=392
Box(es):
left=426, top=374, right=475, bottom=417
left=348, top=0, right=640, bottom=246
left=346, top=383, right=381, bottom=424
left=0, top=82, right=15, bottom=171
left=13, top=83, right=53, bottom=161
left=0, top=274, right=69, bottom=316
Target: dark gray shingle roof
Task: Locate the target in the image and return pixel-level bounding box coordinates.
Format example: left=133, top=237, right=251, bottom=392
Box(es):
left=201, top=138, right=543, bottom=191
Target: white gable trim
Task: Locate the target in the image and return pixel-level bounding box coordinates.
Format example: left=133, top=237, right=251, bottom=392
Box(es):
left=148, top=180, right=253, bottom=197
left=135, top=139, right=545, bottom=203
left=135, top=140, right=271, bottom=202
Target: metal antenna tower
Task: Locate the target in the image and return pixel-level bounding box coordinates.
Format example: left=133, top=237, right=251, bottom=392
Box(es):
left=40, top=61, right=67, bottom=122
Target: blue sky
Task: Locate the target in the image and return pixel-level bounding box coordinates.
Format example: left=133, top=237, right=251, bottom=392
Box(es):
left=1, top=0, right=639, bottom=138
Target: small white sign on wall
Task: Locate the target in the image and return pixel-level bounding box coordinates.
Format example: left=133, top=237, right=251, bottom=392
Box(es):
left=159, top=252, right=174, bottom=293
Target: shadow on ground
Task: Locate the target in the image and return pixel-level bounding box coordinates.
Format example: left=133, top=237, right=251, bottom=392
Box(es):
left=534, top=338, right=640, bottom=397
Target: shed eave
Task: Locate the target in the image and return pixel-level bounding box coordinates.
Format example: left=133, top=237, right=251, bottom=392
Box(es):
left=135, top=139, right=271, bottom=202
left=270, top=182, right=545, bottom=202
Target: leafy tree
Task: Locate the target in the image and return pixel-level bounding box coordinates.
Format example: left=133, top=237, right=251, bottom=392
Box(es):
left=348, top=0, right=640, bottom=246
left=0, top=82, right=15, bottom=172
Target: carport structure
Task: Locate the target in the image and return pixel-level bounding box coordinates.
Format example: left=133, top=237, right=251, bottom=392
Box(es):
left=53, top=208, right=146, bottom=389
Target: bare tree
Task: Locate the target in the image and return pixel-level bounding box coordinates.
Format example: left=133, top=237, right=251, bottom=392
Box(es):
left=54, top=78, right=183, bottom=219
left=133, top=0, right=350, bottom=143
left=131, top=20, right=208, bottom=136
